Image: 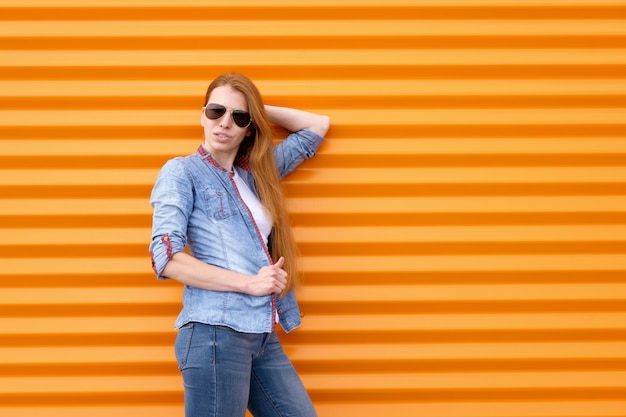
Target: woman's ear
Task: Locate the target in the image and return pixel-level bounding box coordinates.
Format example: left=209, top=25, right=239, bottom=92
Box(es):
left=200, top=109, right=206, bottom=126
left=246, top=124, right=256, bottom=138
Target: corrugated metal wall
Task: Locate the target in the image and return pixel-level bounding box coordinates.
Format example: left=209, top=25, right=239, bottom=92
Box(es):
left=1, top=1, right=626, bottom=416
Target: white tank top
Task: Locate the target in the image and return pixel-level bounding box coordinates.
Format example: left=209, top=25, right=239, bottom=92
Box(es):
left=232, top=169, right=273, bottom=245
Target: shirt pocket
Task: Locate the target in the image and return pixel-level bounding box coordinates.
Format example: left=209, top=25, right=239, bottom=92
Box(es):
left=202, top=186, right=238, bottom=220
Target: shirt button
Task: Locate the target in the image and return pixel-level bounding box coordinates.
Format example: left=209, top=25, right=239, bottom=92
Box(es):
left=278, top=309, right=283, bottom=315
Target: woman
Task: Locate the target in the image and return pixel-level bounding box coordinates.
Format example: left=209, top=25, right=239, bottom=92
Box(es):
left=149, top=72, right=330, bottom=417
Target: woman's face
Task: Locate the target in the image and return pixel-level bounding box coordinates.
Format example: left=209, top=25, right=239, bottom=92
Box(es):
left=201, top=85, right=253, bottom=164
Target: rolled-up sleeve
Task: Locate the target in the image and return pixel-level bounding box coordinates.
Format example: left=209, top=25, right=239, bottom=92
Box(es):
left=274, top=128, right=324, bottom=179
left=149, top=158, right=193, bottom=279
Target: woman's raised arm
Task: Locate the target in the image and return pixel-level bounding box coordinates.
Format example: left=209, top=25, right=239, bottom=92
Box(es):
left=265, top=105, right=330, bottom=138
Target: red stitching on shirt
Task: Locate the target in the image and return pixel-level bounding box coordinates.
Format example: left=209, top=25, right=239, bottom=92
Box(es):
left=150, top=251, right=157, bottom=274
left=234, top=153, right=252, bottom=172
left=229, top=173, right=276, bottom=330
left=198, top=145, right=252, bottom=172
left=161, top=234, right=172, bottom=258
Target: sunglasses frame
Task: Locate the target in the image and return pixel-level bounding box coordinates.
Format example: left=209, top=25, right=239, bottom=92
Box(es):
left=204, top=103, right=252, bottom=128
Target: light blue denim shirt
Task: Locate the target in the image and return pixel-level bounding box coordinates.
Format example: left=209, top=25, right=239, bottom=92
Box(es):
left=150, top=129, right=324, bottom=333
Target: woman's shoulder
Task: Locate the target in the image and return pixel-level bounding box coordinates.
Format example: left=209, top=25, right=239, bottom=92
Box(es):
left=160, top=152, right=200, bottom=171
left=156, top=154, right=201, bottom=184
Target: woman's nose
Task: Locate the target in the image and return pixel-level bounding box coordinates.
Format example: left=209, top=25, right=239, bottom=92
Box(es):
left=219, top=111, right=232, bottom=127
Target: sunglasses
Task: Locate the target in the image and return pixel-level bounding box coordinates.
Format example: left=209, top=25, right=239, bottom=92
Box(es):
left=204, top=103, right=252, bottom=128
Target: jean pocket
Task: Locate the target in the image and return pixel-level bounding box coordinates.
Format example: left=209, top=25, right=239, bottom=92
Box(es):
left=174, top=322, right=195, bottom=371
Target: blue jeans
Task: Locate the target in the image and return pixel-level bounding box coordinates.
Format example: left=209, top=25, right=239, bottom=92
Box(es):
left=174, top=322, right=318, bottom=417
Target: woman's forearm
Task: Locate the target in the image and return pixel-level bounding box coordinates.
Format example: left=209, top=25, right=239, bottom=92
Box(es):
left=265, top=105, right=330, bottom=138
left=162, top=252, right=249, bottom=293
left=162, top=252, right=287, bottom=297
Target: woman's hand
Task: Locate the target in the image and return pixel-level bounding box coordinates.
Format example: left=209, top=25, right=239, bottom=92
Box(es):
left=246, top=257, right=288, bottom=296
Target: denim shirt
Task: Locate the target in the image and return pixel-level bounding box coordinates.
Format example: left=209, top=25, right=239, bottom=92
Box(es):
left=150, top=129, right=324, bottom=333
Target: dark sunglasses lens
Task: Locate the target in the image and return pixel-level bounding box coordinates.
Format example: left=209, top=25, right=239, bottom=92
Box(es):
left=205, top=105, right=226, bottom=120
left=232, top=111, right=251, bottom=128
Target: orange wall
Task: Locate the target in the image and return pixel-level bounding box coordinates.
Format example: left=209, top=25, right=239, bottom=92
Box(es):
left=1, top=1, right=626, bottom=416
